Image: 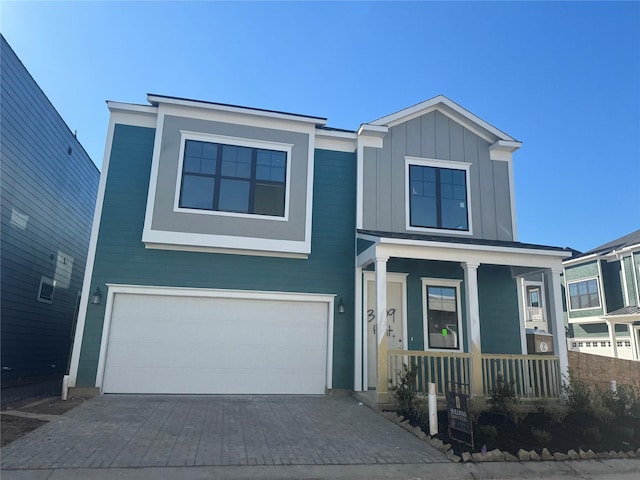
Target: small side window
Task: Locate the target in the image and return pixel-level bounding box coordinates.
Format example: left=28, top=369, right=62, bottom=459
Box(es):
left=37, top=276, right=55, bottom=304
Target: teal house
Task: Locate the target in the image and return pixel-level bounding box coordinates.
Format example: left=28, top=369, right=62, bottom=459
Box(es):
left=67, top=94, right=571, bottom=402
left=565, top=230, right=640, bottom=361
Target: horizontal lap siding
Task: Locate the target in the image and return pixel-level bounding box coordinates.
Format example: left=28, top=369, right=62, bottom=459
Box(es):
left=78, top=126, right=356, bottom=388
left=0, top=37, right=99, bottom=379
left=478, top=265, right=521, bottom=354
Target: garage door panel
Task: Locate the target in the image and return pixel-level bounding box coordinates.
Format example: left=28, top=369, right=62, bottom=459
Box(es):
left=102, top=292, right=329, bottom=394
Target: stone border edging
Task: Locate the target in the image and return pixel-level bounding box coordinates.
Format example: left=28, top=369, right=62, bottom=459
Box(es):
left=380, top=411, right=640, bottom=463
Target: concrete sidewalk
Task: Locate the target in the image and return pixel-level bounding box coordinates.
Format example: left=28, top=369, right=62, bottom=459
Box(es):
left=2, top=459, right=640, bottom=480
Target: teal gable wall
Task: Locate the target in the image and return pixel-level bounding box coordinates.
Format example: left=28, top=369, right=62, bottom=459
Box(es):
left=77, top=125, right=356, bottom=389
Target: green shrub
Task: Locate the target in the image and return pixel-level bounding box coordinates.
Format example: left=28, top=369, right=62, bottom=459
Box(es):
left=389, top=363, right=419, bottom=418
left=490, top=374, right=519, bottom=417
left=581, top=426, right=602, bottom=444
left=531, top=427, right=552, bottom=446
left=535, top=398, right=569, bottom=423
left=468, top=396, right=487, bottom=425
left=476, top=424, right=498, bottom=444
left=562, top=372, right=592, bottom=413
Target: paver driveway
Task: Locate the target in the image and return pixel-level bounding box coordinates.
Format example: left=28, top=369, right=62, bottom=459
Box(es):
left=1, top=394, right=448, bottom=469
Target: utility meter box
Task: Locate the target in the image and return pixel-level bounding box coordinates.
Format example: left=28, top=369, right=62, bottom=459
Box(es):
left=526, top=329, right=554, bottom=355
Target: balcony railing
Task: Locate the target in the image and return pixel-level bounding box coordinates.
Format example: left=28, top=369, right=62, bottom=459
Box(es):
left=388, top=349, right=561, bottom=400
left=525, top=306, right=544, bottom=321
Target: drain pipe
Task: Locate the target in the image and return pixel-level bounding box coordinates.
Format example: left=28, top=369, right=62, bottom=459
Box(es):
left=61, top=374, right=69, bottom=401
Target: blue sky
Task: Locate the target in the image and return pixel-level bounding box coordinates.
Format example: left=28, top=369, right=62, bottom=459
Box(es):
left=2, top=1, right=638, bottom=252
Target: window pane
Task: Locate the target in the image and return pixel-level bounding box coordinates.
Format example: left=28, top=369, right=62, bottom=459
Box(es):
left=184, top=140, right=202, bottom=157
left=254, top=183, right=285, bottom=216
left=180, top=175, right=215, bottom=209
left=221, top=145, right=252, bottom=179
left=219, top=179, right=250, bottom=212
left=427, top=286, right=458, bottom=349
left=441, top=198, right=468, bottom=230
left=184, top=156, right=201, bottom=174
left=410, top=195, right=437, bottom=228
left=201, top=142, right=218, bottom=160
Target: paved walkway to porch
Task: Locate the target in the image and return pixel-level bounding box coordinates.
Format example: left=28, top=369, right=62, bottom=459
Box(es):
left=1, top=394, right=447, bottom=469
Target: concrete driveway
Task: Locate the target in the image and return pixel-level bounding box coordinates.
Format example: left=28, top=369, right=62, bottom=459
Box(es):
left=1, top=394, right=448, bottom=469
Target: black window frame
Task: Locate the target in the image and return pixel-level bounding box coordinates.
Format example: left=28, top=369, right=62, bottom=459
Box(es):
left=178, top=139, right=287, bottom=217
left=408, top=163, right=469, bottom=231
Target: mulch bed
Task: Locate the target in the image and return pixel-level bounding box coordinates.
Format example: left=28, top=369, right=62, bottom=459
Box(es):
left=409, top=410, right=640, bottom=456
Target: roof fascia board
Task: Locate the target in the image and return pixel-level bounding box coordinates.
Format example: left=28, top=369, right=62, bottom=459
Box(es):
left=489, top=140, right=523, bottom=161
left=376, top=236, right=571, bottom=259
left=563, top=253, right=600, bottom=267
left=147, top=94, right=326, bottom=126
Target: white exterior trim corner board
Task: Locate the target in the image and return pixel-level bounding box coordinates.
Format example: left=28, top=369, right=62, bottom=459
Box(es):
left=95, top=285, right=335, bottom=394
left=67, top=112, right=119, bottom=388
left=404, top=156, right=474, bottom=236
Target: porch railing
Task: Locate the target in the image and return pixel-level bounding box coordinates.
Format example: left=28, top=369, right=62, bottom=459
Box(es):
left=481, top=353, right=561, bottom=399
left=387, top=349, right=472, bottom=397
left=388, top=349, right=561, bottom=399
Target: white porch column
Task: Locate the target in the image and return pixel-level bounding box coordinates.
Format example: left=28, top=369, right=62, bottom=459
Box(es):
left=375, top=256, right=389, bottom=403
left=547, top=268, right=569, bottom=382
left=607, top=321, right=619, bottom=359
left=628, top=324, right=639, bottom=361
left=462, top=262, right=482, bottom=396
left=354, top=267, right=363, bottom=391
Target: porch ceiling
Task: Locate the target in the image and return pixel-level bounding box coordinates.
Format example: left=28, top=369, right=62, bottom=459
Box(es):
left=357, top=230, right=571, bottom=270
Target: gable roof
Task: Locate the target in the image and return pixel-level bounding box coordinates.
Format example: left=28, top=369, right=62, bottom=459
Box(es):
left=367, top=94, right=520, bottom=145
left=565, top=229, right=640, bottom=264
left=583, top=230, right=640, bottom=256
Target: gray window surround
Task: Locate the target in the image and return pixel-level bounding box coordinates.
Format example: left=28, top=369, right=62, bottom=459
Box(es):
left=146, top=115, right=311, bottom=246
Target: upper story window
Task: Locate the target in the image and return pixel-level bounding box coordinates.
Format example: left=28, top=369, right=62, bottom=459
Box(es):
left=406, top=157, right=471, bottom=234
left=178, top=137, right=288, bottom=218
left=567, top=278, right=601, bottom=310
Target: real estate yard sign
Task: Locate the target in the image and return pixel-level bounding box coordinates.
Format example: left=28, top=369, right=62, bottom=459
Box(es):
left=446, top=388, right=474, bottom=448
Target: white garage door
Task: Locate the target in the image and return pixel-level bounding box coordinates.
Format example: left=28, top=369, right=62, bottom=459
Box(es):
left=101, top=292, right=329, bottom=394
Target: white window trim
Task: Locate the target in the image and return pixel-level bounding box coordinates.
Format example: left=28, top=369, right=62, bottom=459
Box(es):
left=37, top=276, right=55, bottom=304
left=173, top=131, right=293, bottom=221
left=567, top=276, right=603, bottom=312
left=421, top=277, right=464, bottom=352
left=405, top=156, right=473, bottom=236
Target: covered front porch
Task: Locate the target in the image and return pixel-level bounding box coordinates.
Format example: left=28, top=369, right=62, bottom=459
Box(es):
left=604, top=306, right=640, bottom=361
left=354, top=230, right=571, bottom=404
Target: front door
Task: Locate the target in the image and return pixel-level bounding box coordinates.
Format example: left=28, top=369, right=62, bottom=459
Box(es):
left=365, top=276, right=406, bottom=389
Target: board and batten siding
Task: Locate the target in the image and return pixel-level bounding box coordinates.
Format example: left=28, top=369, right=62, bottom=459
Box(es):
left=362, top=110, right=513, bottom=241
left=0, top=36, right=99, bottom=380
left=76, top=123, right=356, bottom=389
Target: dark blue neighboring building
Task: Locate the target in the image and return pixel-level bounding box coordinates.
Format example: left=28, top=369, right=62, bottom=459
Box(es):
left=1, top=35, right=99, bottom=384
